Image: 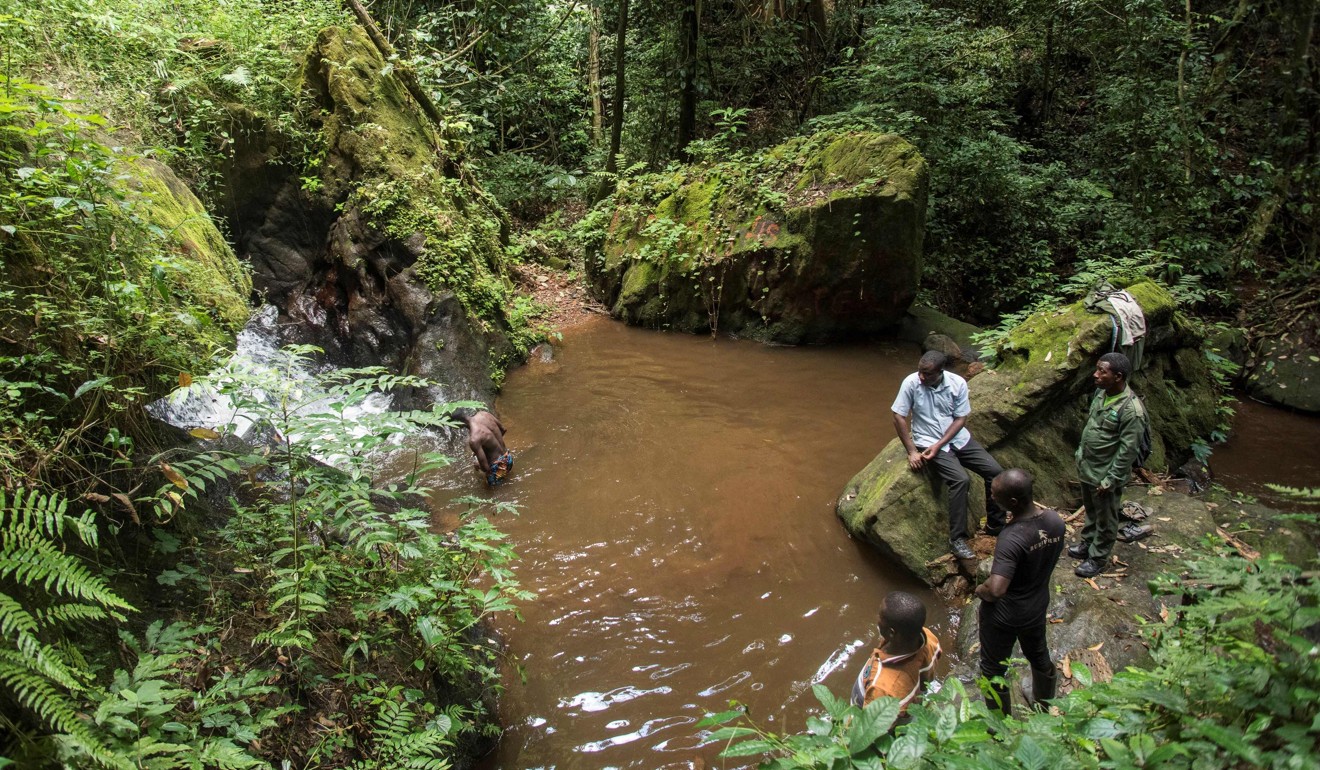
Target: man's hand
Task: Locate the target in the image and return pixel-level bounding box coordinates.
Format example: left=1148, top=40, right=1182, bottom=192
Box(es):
left=1096, top=478, right=1112, bottom=496
left=908, top=450, right=925, bottom=470
left=920, top=446, right=939, bottom=462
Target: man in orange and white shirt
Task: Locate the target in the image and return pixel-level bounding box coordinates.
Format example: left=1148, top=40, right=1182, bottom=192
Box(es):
left=851, top=591, right=942, bottom=712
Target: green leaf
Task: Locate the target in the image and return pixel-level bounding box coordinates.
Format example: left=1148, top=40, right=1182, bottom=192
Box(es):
left=849, top=698, right=900, bottom=755
left=719, top=739, right=779, bottom=758
left=704, top=726, right=759, bottom=742
left=886, top=730, right=928, bottom=769
left=73, top=377, right=112, bottom=399
left=1014, top=735, right=1049, bottom=770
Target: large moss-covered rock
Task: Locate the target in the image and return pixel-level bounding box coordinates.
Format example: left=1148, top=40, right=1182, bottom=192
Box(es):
left=125, top=158, right=252, bottom=332
left=228, top=24, right=521, bottom=401
left=585, top=131, right=928, bottom=343
left=837, top=281, right=1220, bottom=586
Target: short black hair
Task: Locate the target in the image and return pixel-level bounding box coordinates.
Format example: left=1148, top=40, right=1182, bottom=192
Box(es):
left=919, top=351, right=948, bottom=371
left=1098, top=351, right=1132, bottom=380
left=995, top=468, right=1033, bottom=505
left=449, top=407, right=474, bottom=425
left=880, top=591, right=926, bottom=638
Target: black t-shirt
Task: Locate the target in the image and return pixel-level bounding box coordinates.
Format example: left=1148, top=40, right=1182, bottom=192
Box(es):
left=986, top=508, right=1066, bottom=627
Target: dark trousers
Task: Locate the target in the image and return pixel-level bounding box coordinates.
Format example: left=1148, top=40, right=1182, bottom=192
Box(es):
left=923, top=437, right=1004, bottom=541
left=978, top=607, right=1055, bottom=715
left=1080, top=482, right=1123, bottom=561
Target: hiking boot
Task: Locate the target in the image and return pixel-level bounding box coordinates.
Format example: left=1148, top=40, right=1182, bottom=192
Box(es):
left=1031, top=667, right=1058, bottom=709
left=1075, top=557, right=1107, bottom=579
left=951, top=538, right=976, bottom=560
left=983, top=523, right=1004, bottom=537
left=1067, top=542, right=1088, bottom=560
left=1118, top=522, right=1153, bottom=543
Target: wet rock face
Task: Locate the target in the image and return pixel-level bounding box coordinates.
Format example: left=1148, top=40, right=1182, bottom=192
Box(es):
left=222, top=24, right=512, bottom=405
left=585, top=131, right=928, bottom=343
left=836, top=281, right=1220, bottom=587
left=1245, top=338, right=1320, bottom=413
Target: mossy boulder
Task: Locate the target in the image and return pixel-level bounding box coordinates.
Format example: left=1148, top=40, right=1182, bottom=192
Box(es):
left=230, top=24, right=523, bottom=401
left=836, top=281, right=1220, bottom=586
left=584, top=131, right=928, bottom=343
left=125, top=158, right=252, bottom=333
left=1244, top=337, right=1320, bottom=413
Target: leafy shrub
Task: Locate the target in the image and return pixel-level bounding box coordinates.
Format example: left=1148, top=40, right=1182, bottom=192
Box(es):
left=700, top=549, right=1320, bottom=769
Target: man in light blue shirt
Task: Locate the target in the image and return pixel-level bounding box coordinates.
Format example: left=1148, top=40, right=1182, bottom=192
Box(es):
left=892, top=351, right=1004, bottom=560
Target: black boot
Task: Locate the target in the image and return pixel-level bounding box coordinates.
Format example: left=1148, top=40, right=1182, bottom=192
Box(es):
left=1031, top=666, right=1058, bottom=709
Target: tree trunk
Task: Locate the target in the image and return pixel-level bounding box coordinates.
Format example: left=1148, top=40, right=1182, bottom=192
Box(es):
left=677, top=0, right=699, bottom=159
left=589, top=4, right=604, bottom=146
left=598, top=0, right=630, bottom=201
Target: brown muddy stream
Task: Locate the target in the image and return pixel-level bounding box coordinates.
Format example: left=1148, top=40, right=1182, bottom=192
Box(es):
left=457, top=316, right=943, bottom=769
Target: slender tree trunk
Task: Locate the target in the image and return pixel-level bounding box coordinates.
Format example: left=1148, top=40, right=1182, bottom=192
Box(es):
left=677, top=0, right=699, bottom=159
left=1177, top=0, right=1193, bottom=183
left=598, top=0, right=630, bottom=200
left=589, top=4, right=604, bottom=146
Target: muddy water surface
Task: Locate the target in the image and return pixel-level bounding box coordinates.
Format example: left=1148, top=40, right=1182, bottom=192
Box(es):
left=466, top=317, right=944, bottom=769
left=1209, top=395, right=1320, bottom=507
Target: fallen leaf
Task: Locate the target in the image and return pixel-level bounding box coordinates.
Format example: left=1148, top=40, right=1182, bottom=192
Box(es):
left=1062, top=656, right=1072, bottom=678
left=233, top=567, right=254, bottom=574
left=83, top=492, right=110, bottom=503
left=1049, top=618, right=1063, bottom=624
left=1157, top=516, right=1172, bottom=522
left=1088, top=641, right=1104, bottom=651
left=161, top=463, right=189, bottom=490
left=178, top=372, right=192, bottom=388
left=110, top=492, right=140, bottom=525
left=1159, top=604, right=1169, bottom=621
left=1044, top=350, right=1053, bottom=362
left=1147, top=486, right=1164, bottom=496
left=1085, top=577, right=1101, bottom=590
left=188, top=427, right=222, bottom=440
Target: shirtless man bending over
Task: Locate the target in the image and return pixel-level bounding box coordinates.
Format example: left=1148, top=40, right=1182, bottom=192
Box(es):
left=456, top=409, right=513, bottom=487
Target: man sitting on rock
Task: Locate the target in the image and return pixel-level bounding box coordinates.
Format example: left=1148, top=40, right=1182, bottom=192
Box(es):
left=455, top=409, right=513, bottom=487
left=851, top=591, right=942, bottom=715
left=1071, top=352, right=1145, bottom=578
left=892, top=351, right=1005, bottom=560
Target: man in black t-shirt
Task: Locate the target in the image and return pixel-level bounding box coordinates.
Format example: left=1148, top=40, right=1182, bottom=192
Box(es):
left=974, top=468, right=1065, bottom=715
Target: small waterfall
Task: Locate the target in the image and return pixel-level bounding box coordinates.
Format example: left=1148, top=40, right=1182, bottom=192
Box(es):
left=147, top=305, right=422, bottom=469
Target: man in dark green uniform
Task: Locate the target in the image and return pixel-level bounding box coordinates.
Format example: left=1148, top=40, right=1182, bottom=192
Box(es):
left=1071, top=352, right=1145, bottom=579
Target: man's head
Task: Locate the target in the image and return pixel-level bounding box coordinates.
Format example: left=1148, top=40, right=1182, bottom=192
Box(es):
left=879, top=591, right=927, bottom=647
left=917, top=351, right=948, bottom=388
left=450, top=407, right=474, bottom=427
left=991, top=468, right=1034, bottom=515
left=1094, top=352, right=1132, bottom=393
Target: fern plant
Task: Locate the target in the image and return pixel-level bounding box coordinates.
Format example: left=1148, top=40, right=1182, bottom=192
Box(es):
left=0, top=488, right=134, bottom=767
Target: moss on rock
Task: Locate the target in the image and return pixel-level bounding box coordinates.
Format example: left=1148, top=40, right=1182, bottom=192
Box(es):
left=584, top=130, right=928, bottom=343
left=124, top=158, right=252, bottom=334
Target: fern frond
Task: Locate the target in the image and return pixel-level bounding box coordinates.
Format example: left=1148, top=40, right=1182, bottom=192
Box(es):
left=0, top=529, right=134, bottom=611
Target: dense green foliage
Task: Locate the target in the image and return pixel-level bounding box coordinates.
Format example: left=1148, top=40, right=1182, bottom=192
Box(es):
left=0, top=76, right=249, bottom=489
left=700, top=548, right=1320, bottom=769
left=2, top=351, right=529, bottom=767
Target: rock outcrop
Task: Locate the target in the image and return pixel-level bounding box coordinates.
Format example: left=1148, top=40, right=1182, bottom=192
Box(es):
left=585, top=131, right=928, bottom=343
left=836, top=281, right=1220, bottom=586
left=1244, top=337, right=1320, bottom=413
left=223, top=24, right=522, bottom=403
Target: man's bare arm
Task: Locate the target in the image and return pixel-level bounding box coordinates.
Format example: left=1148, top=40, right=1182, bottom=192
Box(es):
left=893, top=413, right=924, bottom=470
left=976, top=573, right=1008, bottom=602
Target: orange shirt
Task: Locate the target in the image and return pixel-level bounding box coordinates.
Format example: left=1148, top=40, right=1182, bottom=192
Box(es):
left=851, top=628, right=942, bottom=711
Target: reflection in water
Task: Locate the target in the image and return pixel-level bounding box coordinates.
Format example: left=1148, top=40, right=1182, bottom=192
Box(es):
left=1211, top=395, right=1320, bottom=507
left=449, top=317, right=944, bottom=769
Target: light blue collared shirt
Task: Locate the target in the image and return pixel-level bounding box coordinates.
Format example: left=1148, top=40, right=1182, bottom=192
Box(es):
left=891, top=370, right=971, bottom=452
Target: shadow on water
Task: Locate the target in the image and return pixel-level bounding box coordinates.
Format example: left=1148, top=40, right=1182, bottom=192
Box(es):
left=412, top=316, right=946, bottom=769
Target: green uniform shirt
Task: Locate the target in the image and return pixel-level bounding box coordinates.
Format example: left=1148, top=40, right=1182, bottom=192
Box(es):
left=1075, top=385, right=1144, bottom=490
